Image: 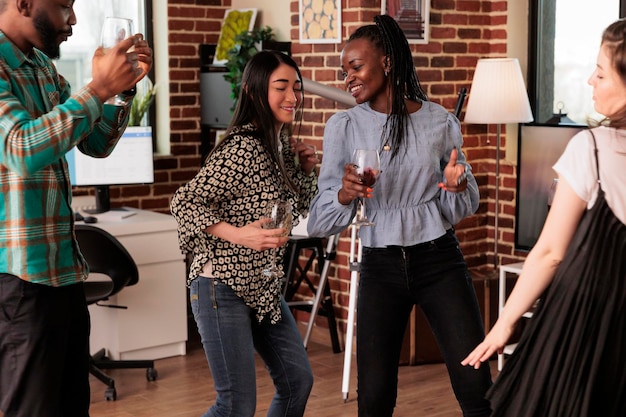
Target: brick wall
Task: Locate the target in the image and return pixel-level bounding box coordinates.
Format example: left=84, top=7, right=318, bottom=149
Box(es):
left=89, top=0, right=528, bottom=330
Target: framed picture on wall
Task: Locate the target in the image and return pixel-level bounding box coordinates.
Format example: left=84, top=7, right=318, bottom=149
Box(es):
left=213, top=9, right=258, bottom=65
left=381, top=0, right=430, bottom=44
left=299, top=0, right=341, bottom=44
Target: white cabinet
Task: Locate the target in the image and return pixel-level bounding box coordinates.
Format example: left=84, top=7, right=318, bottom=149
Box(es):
left=83, top=209, right=188, bottom=361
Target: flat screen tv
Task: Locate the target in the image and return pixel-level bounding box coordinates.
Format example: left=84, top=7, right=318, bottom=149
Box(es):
left=66, top=126, right=154, bottom=213
left=515, top=123, right=586, bottom=251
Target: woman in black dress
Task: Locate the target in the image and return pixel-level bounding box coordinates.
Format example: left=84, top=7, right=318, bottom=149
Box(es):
left=462, top=19, right=626, bottom=416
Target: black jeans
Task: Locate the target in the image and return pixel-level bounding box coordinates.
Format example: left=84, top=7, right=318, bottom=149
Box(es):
left=356, top=230, right=492, bottom=417
left=0, top=274, right=90, bottom=417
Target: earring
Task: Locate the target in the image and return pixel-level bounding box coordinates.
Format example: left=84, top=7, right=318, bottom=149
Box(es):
left=384, top=70, right=388, bottom=77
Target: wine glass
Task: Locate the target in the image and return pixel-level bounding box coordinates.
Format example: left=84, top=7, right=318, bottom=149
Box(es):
left=352, top=149, right=381, bottom=226
left=262, top=200, right=293, bottom=278
left=100, top=17, right=134, bottom=106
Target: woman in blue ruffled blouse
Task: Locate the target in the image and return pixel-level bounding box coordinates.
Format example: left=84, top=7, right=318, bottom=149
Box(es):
left=307, top=15, right=492, bottom=417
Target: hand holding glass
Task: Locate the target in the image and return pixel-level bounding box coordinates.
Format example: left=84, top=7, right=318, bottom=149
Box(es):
left=352, top=149, right=381, bottom=226
left=262, top=200, right=293, bottom=278
left=100, top=17, right=134, bottom=106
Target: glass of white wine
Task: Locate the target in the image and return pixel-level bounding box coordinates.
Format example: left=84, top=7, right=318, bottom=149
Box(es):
left=100, top=17, right=134, bottom=106
left=261, top=200, right=293, bottom=279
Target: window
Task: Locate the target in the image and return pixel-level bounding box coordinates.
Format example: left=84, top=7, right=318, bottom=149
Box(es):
left=56, top=2, right=173, bottom=154
left=529, top=0, right=626, bottom=124
left=58, top=1, right=148, bottom=92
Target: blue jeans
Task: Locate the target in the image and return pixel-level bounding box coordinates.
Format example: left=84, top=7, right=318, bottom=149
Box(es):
left=190, top=276, right=313, bottom=417
left=356, top=230, right=492, bottom=417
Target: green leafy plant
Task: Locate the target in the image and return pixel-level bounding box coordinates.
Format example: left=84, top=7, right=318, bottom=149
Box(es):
left=224, top=26, right=275, bottom=109
left=129, top=78, right=157, bottom=127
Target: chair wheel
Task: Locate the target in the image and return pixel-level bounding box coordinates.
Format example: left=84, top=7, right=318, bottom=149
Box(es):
left=104, top=387, right=117, bottom=401
left=146, top=367, right=158, bottom=381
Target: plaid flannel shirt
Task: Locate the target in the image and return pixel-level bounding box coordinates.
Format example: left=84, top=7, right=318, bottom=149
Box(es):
left=0, top=31, right=130, bottom=286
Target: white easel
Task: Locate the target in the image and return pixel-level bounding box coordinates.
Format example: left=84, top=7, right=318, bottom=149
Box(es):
left=342, top=222, right=362, bottom=402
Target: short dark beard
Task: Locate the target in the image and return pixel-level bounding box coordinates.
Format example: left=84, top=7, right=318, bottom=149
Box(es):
left=33, top=10, right=61, bottom=59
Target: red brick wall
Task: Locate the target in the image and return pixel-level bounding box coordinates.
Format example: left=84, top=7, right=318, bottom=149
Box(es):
left=91, top=0, right=528, bottom=329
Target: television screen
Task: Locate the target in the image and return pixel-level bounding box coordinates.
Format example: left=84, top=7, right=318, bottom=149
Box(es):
left=515, top=123, right=585, bottom=251
left=66, top=126, right=154, bottom=187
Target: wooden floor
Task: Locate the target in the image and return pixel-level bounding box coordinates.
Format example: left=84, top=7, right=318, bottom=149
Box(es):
left=88, top=324, right=497, bottom=417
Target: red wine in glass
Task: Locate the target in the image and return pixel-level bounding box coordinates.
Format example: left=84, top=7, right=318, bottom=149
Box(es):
left=361, top=168, right=380, bottom=187
left=352, top=149, right=380, bottom=226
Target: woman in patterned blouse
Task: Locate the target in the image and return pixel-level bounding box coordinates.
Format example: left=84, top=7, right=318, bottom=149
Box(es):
left=170, top=50, right=318, bottom=417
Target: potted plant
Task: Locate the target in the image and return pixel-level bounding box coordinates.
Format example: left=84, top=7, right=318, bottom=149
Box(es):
left=223, top=26, right=275, bottom=108
left=124, top=78, right=157, bottom=154
left=129, top=78, right=157, bottom=127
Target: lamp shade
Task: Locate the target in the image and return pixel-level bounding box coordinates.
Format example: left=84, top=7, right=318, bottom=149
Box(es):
left=464, top=58, right=534, bottom=124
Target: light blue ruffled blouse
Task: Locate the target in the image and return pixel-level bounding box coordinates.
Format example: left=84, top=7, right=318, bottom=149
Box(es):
left=307, top=100, right=479, bottom=248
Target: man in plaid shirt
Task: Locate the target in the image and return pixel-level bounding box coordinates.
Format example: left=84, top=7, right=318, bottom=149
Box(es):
left=0, top=1, right=152, bottom=416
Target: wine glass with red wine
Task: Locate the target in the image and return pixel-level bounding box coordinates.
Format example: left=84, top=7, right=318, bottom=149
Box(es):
left=352, top=149, right=381, bottom=226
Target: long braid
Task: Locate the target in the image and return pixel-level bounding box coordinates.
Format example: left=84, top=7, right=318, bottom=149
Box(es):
left=375, top=15, right=428, bottom=157
left=349, top=15, right=428, bottom=158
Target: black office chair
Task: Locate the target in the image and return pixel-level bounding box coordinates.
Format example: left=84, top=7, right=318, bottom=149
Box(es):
left=75, top=224, right=158, bottom=401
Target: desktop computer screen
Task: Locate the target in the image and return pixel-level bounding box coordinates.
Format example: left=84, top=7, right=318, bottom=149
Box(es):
left=66, top=126, right=154, bottom=213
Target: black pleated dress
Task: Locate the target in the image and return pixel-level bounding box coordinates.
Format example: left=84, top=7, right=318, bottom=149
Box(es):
left=487, top=137, right=626, bottom=416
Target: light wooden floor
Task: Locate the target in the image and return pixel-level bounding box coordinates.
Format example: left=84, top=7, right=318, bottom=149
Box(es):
left=88, top=324, right=497, bottom=417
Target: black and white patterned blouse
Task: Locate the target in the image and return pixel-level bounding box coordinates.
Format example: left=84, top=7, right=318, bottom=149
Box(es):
left=170, top=123, right=318, bottom=324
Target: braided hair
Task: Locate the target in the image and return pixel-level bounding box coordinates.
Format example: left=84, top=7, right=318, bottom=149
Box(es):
left=347, top=14, right=428, bottom=157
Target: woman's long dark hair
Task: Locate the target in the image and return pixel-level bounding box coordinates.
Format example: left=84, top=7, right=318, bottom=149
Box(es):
left=217, top=50, right=303, bottom=194
left=347, top=14, right=428, bottom=157
left=593, top=18, right=626, bottom=128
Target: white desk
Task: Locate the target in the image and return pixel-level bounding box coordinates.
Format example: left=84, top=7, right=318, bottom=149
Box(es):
left=80, top=208, right=188, bottom=361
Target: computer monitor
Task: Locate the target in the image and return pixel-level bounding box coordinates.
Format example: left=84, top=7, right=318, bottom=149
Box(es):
left=515, top=123, right=585, bottom=251
left=66, top=126, right=154, bottom=213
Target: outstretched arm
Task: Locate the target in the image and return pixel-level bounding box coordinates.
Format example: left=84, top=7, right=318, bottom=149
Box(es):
left=461, top=176, right=586, bottom=368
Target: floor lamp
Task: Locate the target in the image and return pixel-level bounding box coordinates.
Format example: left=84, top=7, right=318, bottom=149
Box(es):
left=464, top=58, right=533, bottom=269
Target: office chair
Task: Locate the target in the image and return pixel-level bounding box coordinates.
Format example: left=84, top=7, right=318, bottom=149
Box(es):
left=75, top=224, right=158, bottom=401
